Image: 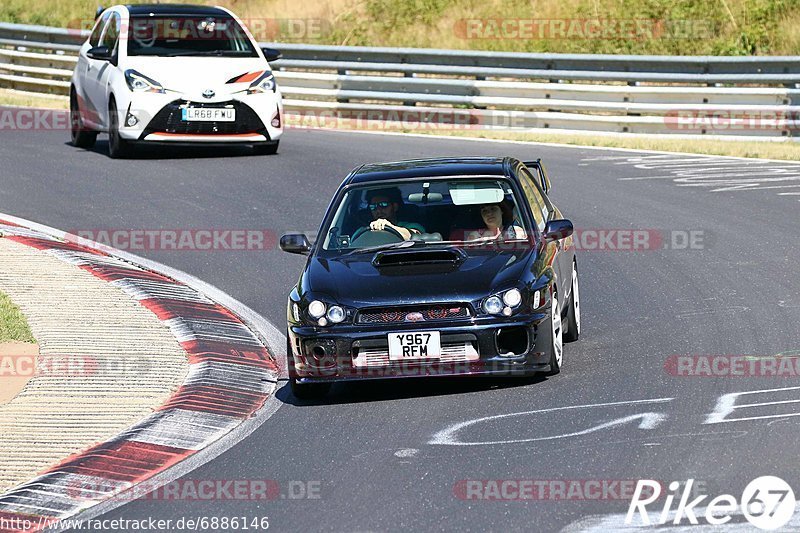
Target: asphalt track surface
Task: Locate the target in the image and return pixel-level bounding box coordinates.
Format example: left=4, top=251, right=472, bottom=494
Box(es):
left=2, top=127, right=800, bottom=532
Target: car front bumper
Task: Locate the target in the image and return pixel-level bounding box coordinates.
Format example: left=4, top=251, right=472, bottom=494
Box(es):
left=288, top=310, right=555, bottom=383
left=116, top=90, right=283, bottom=144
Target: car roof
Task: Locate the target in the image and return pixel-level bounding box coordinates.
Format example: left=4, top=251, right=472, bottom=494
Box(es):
left=345, top=157, right=516, bottom=186
left=125, top=4, right=232, bottom=17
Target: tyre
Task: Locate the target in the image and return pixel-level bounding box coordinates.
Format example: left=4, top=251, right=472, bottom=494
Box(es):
left=253, top=140, right=279, bottom=155
left=545, top=290, right=563, bottom=375
left=107, top=100, right=132, bottom=159
left=563, top=262, right=581, bottom=343
left=70, top=90, right=97, bottom=148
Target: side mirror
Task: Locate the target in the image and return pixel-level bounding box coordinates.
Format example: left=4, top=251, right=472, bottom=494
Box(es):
left=87, top=45, right=112, bottom=60
left=543, top=219, right=573, bottom=242
left=261, top=47, right=282, bottom=62
left=280, top=233, right=311, bottom=255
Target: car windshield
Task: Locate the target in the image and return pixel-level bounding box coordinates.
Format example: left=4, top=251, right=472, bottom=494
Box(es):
left=126, top=15, right=258, bottom=57
left=320, top=177, right=532, bottom=252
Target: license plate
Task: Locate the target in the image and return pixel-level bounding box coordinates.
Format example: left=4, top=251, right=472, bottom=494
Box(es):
left=181, top=108, right=236, bottom=122
left=388, top=331, right=441, bottom=361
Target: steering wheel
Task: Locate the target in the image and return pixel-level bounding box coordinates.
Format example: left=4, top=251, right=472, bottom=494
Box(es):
left=350, top=225, right=405, bottom=245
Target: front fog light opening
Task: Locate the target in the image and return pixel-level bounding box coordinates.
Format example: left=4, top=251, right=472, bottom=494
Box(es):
left=125, top=113, right=139, bottom=127
left=496, top=326, right=528, bottom=357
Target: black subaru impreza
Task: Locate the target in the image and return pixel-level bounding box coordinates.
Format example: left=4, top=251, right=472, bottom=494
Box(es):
left=280, top=157, right=580, bottom=398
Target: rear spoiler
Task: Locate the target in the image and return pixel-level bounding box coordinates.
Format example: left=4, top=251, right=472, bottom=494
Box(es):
left=522, top=159, right=552, bottom=194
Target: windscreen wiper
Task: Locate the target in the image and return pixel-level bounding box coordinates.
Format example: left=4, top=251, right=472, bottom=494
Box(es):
left=342, top=239, right=423, bottom=257
left=164, top=50, right=242, bottom=57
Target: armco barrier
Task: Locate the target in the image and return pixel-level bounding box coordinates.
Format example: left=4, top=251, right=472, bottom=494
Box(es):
left=1, top=21, right=799, bottom=137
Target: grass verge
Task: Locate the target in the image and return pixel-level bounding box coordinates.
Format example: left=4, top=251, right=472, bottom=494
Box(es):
left=408, top=129, right=800, bottom=161
left=0, top=89, right=67, bottom=110
left=0, top=289, right=36, bottom=344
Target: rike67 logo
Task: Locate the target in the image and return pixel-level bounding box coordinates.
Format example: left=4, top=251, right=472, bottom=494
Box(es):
left=626, top=476, right=796, bottom=530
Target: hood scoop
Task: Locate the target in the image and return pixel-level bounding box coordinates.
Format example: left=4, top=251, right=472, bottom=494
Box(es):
left=372, top=247, right=466, bottom=268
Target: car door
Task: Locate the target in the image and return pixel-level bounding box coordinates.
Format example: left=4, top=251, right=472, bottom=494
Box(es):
left=518, top=164, right=570, bottom=296
left=85, top=11, right=121, bottom=129
left=528, top=162, right=574, bottom=300
left=76, top=12, right=109, bottom=128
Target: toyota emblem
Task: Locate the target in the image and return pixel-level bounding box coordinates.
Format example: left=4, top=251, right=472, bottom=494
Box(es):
left=202, top=89, right=215, bottom=99
left=405, top=312, right=424, bottom=322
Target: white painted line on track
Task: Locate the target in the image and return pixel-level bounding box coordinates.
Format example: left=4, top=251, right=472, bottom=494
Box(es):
left=582, top=153, right=800, bottom=199
left=287, top=124, right=800, bottom=164
left=430, top=398, right=673, bottom=446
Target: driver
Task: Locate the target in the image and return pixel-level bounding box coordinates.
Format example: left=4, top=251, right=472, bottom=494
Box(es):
left=362, top=187, right=425, bottom=241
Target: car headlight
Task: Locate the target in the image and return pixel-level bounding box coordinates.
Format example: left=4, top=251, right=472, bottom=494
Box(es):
left=308, top=300, right=326, bottom=319
left=483, top=296, right=503, bottom=315
left=247, top=71, right=277, bottom=94
left=503, top=288, right=522, bottom=308
left=124, top=69, right=165, bottom=93
left=327, top=306, right=345, bottom=324
left=483, top=288, right=525, bottom=316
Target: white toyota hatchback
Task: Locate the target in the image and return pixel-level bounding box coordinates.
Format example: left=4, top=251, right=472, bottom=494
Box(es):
left=70, top=4, right=283, bottom=157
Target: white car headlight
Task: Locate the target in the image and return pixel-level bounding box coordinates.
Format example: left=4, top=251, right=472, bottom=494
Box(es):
left=124, top=69, right=165, bottom=93
left=247, top=71, right=277, bottom=94
left=308, top=300, right=326, bottom=319
left=503, top=288, right=522, bottom=308
left=327, top=306, right=345, bottom=323
left=483, top=296, right=503, bottom=315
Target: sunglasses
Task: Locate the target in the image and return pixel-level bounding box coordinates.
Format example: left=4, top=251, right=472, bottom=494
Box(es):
left=368, top=201, right=391, bottom=210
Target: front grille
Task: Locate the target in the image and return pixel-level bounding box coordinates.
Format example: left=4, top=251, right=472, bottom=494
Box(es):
left=144, top=100, right=267, bottom=136
left=356, top=304, right=471, bottom=325
left=352, top=342, right=479, bottom=368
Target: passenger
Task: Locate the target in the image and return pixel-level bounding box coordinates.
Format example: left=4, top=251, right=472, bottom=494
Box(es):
left=466, top=201, right=526, bottom=241
left=362, top=187, right=425, bottom=241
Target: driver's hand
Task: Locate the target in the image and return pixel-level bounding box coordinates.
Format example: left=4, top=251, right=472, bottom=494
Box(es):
left=370, top=219, right=392, bottom=231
